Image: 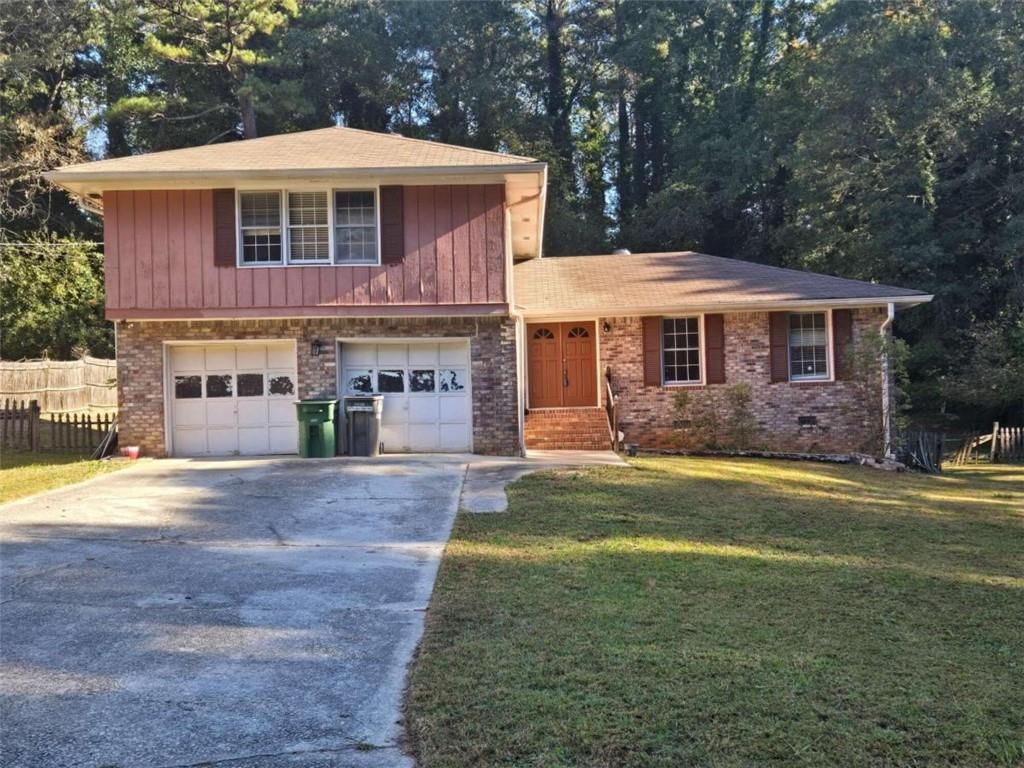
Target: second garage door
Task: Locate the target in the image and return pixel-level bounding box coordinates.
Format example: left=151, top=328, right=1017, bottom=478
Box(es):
left=340, top=341, right=471, bottom=452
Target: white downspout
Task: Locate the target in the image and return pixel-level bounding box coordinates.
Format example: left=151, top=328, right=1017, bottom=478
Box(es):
left=881, top=303, right=895, bottom=457
left=504, top=202, right=527, bottom=457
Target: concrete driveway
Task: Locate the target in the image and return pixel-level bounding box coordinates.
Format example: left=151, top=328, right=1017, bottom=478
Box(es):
left=0, top=455, right=468, bottom=768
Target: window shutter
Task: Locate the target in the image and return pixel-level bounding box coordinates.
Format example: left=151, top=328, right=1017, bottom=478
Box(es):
left=642, top=316, right=663, bottom=387
left=704, top=313, right=725, bottom=384
left=832, top=309, right=854, bottom=380
left=769, top=312, right=789, bottom=383
left=379, top=185, right=405, bottom=264
left=212, top=189, right=236, bottom=268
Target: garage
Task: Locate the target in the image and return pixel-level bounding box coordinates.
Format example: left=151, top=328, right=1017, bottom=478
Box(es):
left=168, top=342, right=298, bottom=456
left=340, top=340, right=472, bottom=452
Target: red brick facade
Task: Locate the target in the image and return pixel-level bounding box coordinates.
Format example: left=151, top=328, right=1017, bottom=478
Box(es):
left=116, top=315, right=520, bottom=457
left=117, top=307, right=888, bottom=459
left=598, top=308, right=888, bottom=453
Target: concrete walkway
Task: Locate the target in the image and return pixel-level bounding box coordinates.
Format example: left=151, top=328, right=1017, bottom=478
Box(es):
left=0, top=450, right=623, bottom=767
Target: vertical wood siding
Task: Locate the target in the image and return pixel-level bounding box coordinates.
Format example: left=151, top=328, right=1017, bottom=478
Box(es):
left=102, top=184, right=507, bottom=314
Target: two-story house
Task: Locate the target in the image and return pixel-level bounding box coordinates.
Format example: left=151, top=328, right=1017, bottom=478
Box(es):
left=45, top=127, right=930, bottom=458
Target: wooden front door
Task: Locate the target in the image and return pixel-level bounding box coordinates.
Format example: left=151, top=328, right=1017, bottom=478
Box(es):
left=527, top=321, right=598, bottom=408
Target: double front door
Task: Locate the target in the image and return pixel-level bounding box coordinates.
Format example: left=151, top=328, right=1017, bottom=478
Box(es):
left=527, top=321, right=598, bottom=408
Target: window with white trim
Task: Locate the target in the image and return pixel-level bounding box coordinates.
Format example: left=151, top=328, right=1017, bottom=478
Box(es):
left=788, top=312, right=829, bottom=380
left=662, top=317, right=701, bottom=384
left=334, top=190, right=378, bottom=264
left=287, top=191, right=330, bottom=262
left=239, top=191, right=283, bottom=264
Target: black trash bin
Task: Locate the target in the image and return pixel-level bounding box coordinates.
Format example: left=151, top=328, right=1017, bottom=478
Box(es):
left=343, top=395, right=384, bottom=456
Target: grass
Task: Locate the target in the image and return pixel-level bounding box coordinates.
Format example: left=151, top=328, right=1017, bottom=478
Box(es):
left=406, top=457, right=1024, bottom=768
left=0, top=450, right=129, bottom=504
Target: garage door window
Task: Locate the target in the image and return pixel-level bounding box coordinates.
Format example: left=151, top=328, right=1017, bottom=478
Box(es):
left=269, top=375, right=295, bottom=396
left=410, top=370, right=435, bottom=392
left=238, top=373, right=263, bottom=397
left=345, top=370, right=373, bottom=393
left=175, top=375, right=201, bottom=398
left=206, top=374, right=233, bottom=397
left=439, top=369, right=466, bottom=392
left=378, top=370, right=405, bottom=393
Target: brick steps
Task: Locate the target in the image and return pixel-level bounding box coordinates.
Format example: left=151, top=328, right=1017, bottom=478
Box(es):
left=525, top=408, right=611, bottom=451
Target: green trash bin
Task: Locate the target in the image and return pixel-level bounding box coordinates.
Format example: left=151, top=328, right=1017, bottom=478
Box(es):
left=295, top=399, right=338, bottom=458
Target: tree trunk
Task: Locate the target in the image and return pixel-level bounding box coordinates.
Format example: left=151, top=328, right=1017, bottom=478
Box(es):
left=239, top=91, right=258, bottom=139
left=614, top=0, right=631, bottom=218
left=544, top=0, right=573, bottom=170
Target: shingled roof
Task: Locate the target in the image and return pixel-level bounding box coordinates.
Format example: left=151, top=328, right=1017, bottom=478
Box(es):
left=45, top=126, right=541, bottom=181
left=513, top=252, right=931, bottom=316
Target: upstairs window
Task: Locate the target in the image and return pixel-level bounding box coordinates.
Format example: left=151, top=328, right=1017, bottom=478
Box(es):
left=287, top=191, right=329, bottom=262
left=662, top=317, right=701, bottom=384
left=334, top=190, right=378, bottom=264
left=789, top=312, right=829, bottom=380
left=239, top=191, right=282, bottom=264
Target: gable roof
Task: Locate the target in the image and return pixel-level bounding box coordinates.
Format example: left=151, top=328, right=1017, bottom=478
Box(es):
left=44, top=126, right=542, bottom=181
left=513, top=252, right=931, bottom=317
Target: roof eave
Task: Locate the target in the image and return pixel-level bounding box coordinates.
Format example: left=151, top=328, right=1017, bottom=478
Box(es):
left=514, top=294, right=933, bottom=320
left=42, top=162, right=548, bottom=186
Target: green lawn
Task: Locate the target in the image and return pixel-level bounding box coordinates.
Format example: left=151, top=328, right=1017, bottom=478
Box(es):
left=0, top=450, right=128, bottom=504
left=406, top=457, right=1024, bottom=768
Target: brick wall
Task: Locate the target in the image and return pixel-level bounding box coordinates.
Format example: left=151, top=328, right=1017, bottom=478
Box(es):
left=116, top=316, right=520, bottom=457
left=599, top=308, right=888, bottom=453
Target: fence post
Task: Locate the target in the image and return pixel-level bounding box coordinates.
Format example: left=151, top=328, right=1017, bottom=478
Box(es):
left=29, top=400, right=41, bottom=452
left=990, top=421, right=1000, bottom=463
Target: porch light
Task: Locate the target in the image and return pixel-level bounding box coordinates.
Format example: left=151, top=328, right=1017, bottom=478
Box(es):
left=310, top=338, right=324, bottom=357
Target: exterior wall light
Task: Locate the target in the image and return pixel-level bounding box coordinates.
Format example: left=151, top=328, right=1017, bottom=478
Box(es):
left=310, top=338, right=324, bottom=357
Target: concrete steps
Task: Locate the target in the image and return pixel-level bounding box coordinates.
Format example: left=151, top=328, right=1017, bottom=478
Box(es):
left=524, top=407, right=612, bottom=451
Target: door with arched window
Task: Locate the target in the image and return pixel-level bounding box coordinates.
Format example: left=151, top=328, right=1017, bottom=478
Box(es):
left=526, top=321, right=598, bottom=408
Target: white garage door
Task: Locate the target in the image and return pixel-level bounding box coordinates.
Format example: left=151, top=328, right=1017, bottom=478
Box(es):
left=169, top=342, right=298, bottom=456
left=341, top=341, right=471, bottom=452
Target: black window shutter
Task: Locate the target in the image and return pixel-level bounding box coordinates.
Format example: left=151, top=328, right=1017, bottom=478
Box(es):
left=379, top=185, right=405, bottom=264
left=213, top=189, right=236, bottom=267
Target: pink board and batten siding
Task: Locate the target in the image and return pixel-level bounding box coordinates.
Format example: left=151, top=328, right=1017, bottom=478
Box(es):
left=102, top=184, right=507, bottom=319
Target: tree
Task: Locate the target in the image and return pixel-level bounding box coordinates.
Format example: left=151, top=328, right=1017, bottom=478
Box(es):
left=0, top=0, right=98, bottom=238
left=111, top=0, right=299, bottom=144
left=0, top=235, right=112, bottom=359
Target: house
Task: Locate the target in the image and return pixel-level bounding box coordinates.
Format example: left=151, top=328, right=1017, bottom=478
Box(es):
left=45, top=127, right=931, bottom=458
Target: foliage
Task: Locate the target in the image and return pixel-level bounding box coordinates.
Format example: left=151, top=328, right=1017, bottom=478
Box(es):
left=841, top=329, right=911, bottom=456
left=0, top=0, right=98, bottom=238
left=722, top=382, right=757, bottom=449
left=942, top=315, right=1024, bottom=426
left=0, top=235, right=112, bottom=360
left=670, top=383, right=760, bottom=450
left=1, top=0, right=1021, bottom=418
left=408, top=457, right=1024, bottom=767
left=114, top=0, right=299, bottom=142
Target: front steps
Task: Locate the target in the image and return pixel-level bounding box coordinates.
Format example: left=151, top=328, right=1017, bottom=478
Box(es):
left=524, top=407, right=612, bottom=451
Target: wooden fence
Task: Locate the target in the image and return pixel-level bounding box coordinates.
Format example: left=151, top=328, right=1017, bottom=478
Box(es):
left=950, top=422, right=1024, bottom=465
left=895, top=429, right=944, bottom=473
left=0, top=357, right=117, bottom=413
left=1, top=399, right=117, bottom=455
